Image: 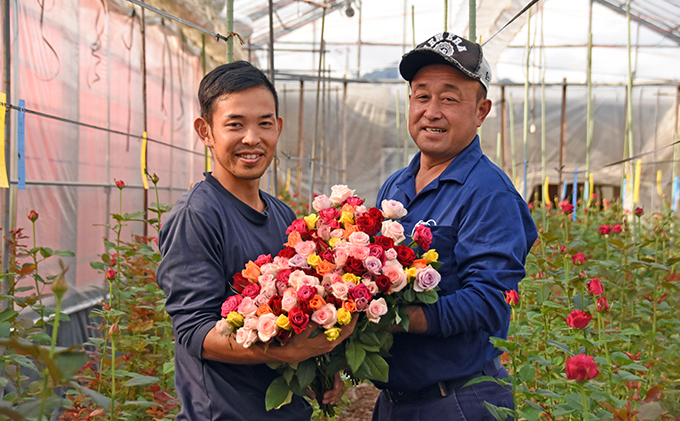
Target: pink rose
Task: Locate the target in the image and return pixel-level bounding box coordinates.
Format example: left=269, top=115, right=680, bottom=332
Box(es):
left=381, top=200, right=408, bottom=219
left=221, top=295, right=243, bottom=317
left=235, top=328, right=258, bottom=348
left=281, top=289, right=298, bottom=311
left=256, top=313, right=279, bottom=342
left=319, top=207, right=341, bottom=221
left=276, top=281, right=288, bottom=296
left=413, top=225, right=433, bottom=251
left=312, top=304, right=338, bottom=329
left=237, top=297, right=258, bottom=317
left=317, top=225, right=332, bottom=241
left=329, top=185, right=356, bottom=205
left=258, top=274, right=276, bottom=286
left=254, top=293, right=270, bottom=307
left=242, top=283, right=261, bottom=299
left=298, top=285, right=317, bottom=302
left=350, top=244, right=370, bottom=261
left=354, top=297, right=369, bottom=311
left=215, top=318, right=234, bottom=337
left=414, top=266, right=441, bottom=292
left=330, top=229, right=345, bottom=239
left=288, top=254, right=310, bottom=268
left=254, top=254, right=273, bottom=266
left=346, top=196, right=364, bottom=206
left=349, top=283, right=372, bottom=302
left=366, top=298, right=388, bottom=323
left=361, top=278, right=379, bottom=295
left=334, top=248, right=349, bottom=266
left=259, top=264, right=278, bottom=277
left=312, top=194, right=333, bottom=211
left=295, top=241, right=317, bottom=258
left=273, top=256, right=290, bottom=270
left=348, top=231, right=371, bottom=246
left=331, top=282, right=350, bottom=300
left=355, top=205, right=368, bottom=215
left=244, top=317, right=258, bottom=330
left=364, top=256, right=383, bottom=276
left=381, top=220, right=406, bottom=244
left=384, top=248, right=398, bottom=261
left=383, top=262, right=406, bottom=283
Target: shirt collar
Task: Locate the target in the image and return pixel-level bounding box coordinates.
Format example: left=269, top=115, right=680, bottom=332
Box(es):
left=400, top=135, right=483, bottom=189
left=204, top=172, right=270, bottom=225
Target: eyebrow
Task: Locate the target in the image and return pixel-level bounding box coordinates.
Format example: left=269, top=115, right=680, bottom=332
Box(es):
left=413, top=82, right=462, bottom=93
left=226, top=113, right=275, bottom=119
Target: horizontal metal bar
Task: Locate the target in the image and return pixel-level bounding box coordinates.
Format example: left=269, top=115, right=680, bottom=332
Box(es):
left=9, top=179, right=177, bottom=190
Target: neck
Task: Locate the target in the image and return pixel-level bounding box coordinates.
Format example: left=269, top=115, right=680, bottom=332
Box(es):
left=212, top=171, right=265, bottom=212
left=415, top=155, right=454, bottom=195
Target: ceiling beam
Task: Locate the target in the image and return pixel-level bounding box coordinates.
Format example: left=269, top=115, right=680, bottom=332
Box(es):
left=592, top=0, right=680, bottom=45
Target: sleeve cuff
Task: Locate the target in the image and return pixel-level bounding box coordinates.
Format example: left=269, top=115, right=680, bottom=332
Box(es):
left=421, top=304, right=441, bottom=336
left=186, top=319, right=218, bottom=359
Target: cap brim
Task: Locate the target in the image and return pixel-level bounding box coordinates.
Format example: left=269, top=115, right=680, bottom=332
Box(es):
left=399, top=50, right=460, bottom=82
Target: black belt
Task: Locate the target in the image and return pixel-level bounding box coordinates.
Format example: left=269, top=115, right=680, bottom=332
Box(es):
left=382, top=372, right=482, bottom=403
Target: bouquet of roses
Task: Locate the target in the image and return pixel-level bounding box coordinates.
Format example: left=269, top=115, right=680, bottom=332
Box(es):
left=216, top=185, right=442, bottom=415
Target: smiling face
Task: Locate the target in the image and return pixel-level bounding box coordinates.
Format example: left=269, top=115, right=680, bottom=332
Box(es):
left=408, top=64, right=491, bottom=167
left=194, top=86, right=283, bottom=193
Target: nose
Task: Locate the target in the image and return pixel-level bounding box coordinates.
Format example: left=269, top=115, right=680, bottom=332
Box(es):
left=423, top=99, right=442, bottom=120
left=241, top=126, right=260, bottom=146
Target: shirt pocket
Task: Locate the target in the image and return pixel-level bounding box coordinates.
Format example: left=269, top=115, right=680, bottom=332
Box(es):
left=429, top=225, right=457, bottom=278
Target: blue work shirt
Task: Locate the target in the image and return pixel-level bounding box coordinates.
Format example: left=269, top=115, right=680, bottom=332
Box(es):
left=376, top=136, right=537, bottom=392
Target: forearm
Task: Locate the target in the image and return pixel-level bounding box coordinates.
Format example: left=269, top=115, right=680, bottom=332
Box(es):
left=393, top=306, right=428, bottom=334
left=202, top=327, right=299, bottom=365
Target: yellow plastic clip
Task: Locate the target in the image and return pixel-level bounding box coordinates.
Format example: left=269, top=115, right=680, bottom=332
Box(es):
left=657, top=170, right=663, bottom=197
left=633, top=159, right=642, bottom=203
left=140, top=131, right=149, bottom=190
left=543, top=176, right=550, bottom=206
left=0, top=93, right=9, bottom=188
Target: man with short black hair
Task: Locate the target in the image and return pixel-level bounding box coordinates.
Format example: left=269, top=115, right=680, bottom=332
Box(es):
left=373, top=33, right=537, bottom=421
left=157, top=61, right=355, bottom=420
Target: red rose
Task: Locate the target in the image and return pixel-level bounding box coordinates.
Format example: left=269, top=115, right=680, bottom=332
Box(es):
left=344, top=257, right=366, bottom=276
left=596, top=295, right=610, bottom=312
left=374, top=235, right=395, bottom=250
left=356, top=214, right=381, bottom=237
left=298, top=301, right=314, bottom=315
left=277, top=329, right=293, bottom=345
left=325, top=219, right=341, bottom=230
left=565, top=354, right=599, bottom=382
left=559, top=201, right=574, bottom=214
left=319, top=207, right=340, bottom=221
left=566, top=309, right=592, bottom=328
left=106, top=269, right=117, bottom=281
left=375, top=275, right=391, bottom=293
left=587, top=278, right=603, bottom=296
left=635, top=207, right=644, bottom=216
left=114, top=179, right=125, bottom=189
left=297, top=285, right=317, bottom=302
left=221, top=295, right=243, bottom=316
left=233, top=273, right=250, bottom=293
left=325, top=295, right=343, bottom=309
left=276, top=269, right=292, bottom=284
left=288, top=307, right=310, bottom=334
left=395, top=246, right=416, bottom=266
left=413, top=225, right=433, bottom=251
left=254, top=254, right=273, bottom=266
left=346, top=196, right=364, bottom=206
left=319, top=249, right=335, bottom=263
left=560, top=245, right=566, bottom=254
left=242, top=283, right=261, bottom=299
left=598, top=225, right=611, bottom=235
left=269, top=295, right=283, bottom=315
left=286, top=219, right=308, bottom=234
left=612, top=224, right=622, bottom=234
left=278, top=246, right=296, bottom=259
left=571, top=253, right=586, bottom=265
left=28, top=210, right=39, bottom=222
left=505, top=290, right=519, bottom=306
left=349, top=283, right=372, bottom=302
left=368, top=207, right=384, bottom=221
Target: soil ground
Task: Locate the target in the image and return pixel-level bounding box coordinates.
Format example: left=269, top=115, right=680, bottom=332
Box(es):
left=336, top=384, right=380, bottom=421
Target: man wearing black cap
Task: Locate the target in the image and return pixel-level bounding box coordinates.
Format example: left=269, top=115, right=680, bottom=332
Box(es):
left=373, top=33, right=537, bottom=420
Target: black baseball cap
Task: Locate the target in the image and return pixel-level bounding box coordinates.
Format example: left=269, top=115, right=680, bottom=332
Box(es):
left=399, top=32, right=492, bottom=92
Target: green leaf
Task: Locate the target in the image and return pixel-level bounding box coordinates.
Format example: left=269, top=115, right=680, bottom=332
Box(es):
left=54, top=350, right=88, bottom=381
left=565, top=392, right=583, bottom=411
left=0, top=322, right=10, bottom=339
left=545, top=340, right=572, bottom=354
left=17, top=396, right=65, bottom=418
left=617, top=370, right=643, bottom=381
left=90, top=261, right=106, bottom=271
left=462, top=376, right=497, bottom=388
left=39, top=247, right=54, bottom=258
left=364, top=353, right=389, bottom=382
left=295, top=359, right=316, bottom=390
left=123, top=211, right=147, bottom=220
left=482, top=401, right=509, bottom=421
left=265, top=376, right=293, bottom=411
left=619, top=363, right=648, bottom=372
left=518, top=364, right=535, bottom=384
left=53, top=250, right=75, bottom=257
left=122, top=375, right=161, bottom=387
left=0, top=308, right=18, bottom=323
left=346, top=341, right=366, bottom=373
left=402, top=288, right=416, bottom=302
left=415, top=289, right=439, bottom=304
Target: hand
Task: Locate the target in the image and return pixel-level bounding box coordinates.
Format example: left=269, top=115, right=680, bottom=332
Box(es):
left=279, top=314, right=358, bottom=364
left=306, top=372, right=345, bottom=405
left=392, top=306, right=428, bottom=334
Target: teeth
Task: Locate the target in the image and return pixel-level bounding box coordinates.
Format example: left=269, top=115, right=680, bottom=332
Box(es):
left=425, top=128, right=445, bottom=133
left=240, top=154, right=259, bottom=159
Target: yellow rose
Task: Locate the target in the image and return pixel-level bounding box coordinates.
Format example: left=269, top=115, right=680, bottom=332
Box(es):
left=308, top=254, right=322, bottom=267
left=304, top=213, right=319, bottom=230
left=342, top=273, right=361, bottom=285
left=422, top=249, right=439, bottom=264
left=226, top=312, right=244, bottom=328
left=336, top=308, right=352, bottom=325
left=325, top=327, right=342, bottom=341
left=338, top=211, right=354, bottom=226
left=276, top=314, right=292, bottom=331
left=405, top=267, right=418, bottom=280
left=328, top=237, right=341, bottom=248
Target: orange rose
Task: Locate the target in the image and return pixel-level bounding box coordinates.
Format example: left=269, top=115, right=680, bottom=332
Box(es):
left=316, top=260, right=336, bottom=276
left=343, top=224, right=359, bottom=238
left=342, top=299, right=357, bottom=313
left=412, top=259, right=428, bottom=269
left=341, top=203, right=356, bottom=214
left=256, top=303, right=273, bottom=316
left=309, top=295, right=327, bottom=311
left=285, top=231, right=302, bottom=247
left=242, top=261, right=261, bottom=281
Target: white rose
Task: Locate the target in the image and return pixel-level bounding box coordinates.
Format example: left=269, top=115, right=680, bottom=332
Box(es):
left=329, top=185, right=356, bottom=205
left=381, top=199, right=408, bottom=219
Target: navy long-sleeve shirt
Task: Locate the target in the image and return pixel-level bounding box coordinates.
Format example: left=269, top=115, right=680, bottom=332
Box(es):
left=376, top=136, right=537, bottom=392
left=156, top=173, right=311, bottom=420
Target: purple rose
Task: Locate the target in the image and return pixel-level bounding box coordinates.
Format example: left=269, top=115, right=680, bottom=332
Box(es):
left=364, top=256, right=383, bottom=276
left=414, top=266, right=441, bottom=292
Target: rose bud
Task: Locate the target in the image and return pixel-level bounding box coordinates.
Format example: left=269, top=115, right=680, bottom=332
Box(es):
left=505, top=290, right=520, bottom=306
left=565, top=354, right=599, bottom=382
left=27, top=210, right=39, bottom=223
left=114, top=179, right=125, bottom=189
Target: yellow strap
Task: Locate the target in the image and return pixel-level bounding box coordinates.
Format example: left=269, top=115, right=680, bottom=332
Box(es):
left=140, top=131, right=149, bottom=190
left=657, top=170, right=663, bottom=196
left=543, top=176, right=550, bottom=206
left=0, top=93, right=8, bottom=188
left=285, top=168, right=291, bottom=192
left=206, top=149, right=212, bottom=172
left=587, top=173, right=594, bottom=207
left=633, top=158, right=642, bottom=203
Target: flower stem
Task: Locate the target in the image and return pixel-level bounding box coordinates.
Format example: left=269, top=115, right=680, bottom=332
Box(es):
left=580, top=382, right=590, bottom=421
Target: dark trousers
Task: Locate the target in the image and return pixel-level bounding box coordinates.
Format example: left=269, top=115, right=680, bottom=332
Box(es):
left=372, top=360, right=514, bottom=421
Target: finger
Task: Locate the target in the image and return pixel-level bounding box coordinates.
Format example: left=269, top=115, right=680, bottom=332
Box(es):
left=322, top=373, right=344, bottom=404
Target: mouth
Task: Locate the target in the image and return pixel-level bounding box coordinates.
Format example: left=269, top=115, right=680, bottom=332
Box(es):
left=235, top=151, right=266, bottom=164
left=423, top=127, right=446, bottom=134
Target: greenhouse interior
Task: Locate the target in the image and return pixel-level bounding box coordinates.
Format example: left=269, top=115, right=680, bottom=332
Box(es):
left=1, top=0, right=679, bottom=419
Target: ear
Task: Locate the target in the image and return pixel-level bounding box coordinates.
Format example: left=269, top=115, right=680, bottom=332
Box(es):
left=476, top=99, right=492, bottom=128
left=276, top=116, right=284, bottom=138
left=194, top=117, right=213, bottom=147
